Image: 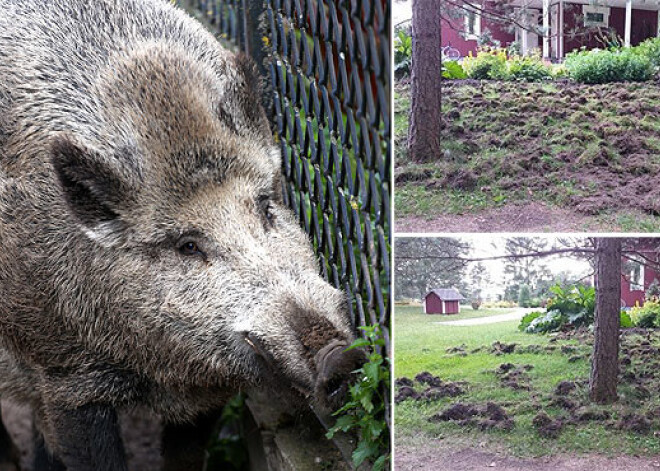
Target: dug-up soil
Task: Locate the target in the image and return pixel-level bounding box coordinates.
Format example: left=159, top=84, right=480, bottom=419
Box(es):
left=395, top=80, right=660, bottom=232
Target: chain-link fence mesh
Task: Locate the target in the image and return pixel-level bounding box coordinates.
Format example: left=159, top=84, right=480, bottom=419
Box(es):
left=182, top=0, right=391, bottom=433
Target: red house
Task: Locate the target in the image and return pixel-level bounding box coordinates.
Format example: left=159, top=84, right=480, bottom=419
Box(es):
left=441, top=0, right=660, bottom=60
left=621, top=251, right=660, bottom=308
left=425, top=289, right=465, bottom=315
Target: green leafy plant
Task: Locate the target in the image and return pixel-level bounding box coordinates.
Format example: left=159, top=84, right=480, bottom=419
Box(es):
left=442, top=60, right=467, bottom=79
left=519, top=284, right=596, bottom=333
left=565, top=48, right=653, bottom=83
left=326, top=324, right=390, bottom=471
left=394, top=28, right=412, bottom=77
left=620, top=311, right=633, bottom=328
left=630, top=300, right=660, bottom=327
left=518, top=310, right=543, bottom=332
left=524, top=309, right=566, bottom=334
left=507, top=53, right=552, bottom=82
left=462, top=47, right=508, bottom=80
left=206, top=394, right=249, bottom=471
left=634, top=36, right=660, bottom=69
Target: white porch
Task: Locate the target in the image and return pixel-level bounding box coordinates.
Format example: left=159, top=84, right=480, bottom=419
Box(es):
left=512, top=0, right=660, bottom=59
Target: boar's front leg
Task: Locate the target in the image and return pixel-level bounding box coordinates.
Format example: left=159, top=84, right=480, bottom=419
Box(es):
left=0, top=413, right=20, bottom=471
left=33, top=420, right=65, bottom=471
left=43, top=403, right=127, bottom=471
left=162, top=410, right=220, bottom=471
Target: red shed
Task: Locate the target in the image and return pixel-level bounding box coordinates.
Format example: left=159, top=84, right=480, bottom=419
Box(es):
left=425, top=289, right=465, bottom=315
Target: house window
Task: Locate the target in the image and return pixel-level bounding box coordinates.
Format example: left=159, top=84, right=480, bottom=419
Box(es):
left=465, top=10, right=481, bottom=40
left=630, top=262, right=645, bottom=292
left=582, top=5, right=610, bottom=28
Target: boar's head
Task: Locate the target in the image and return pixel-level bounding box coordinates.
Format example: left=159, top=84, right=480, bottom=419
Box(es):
left=48, top=44, right=364, bottom=411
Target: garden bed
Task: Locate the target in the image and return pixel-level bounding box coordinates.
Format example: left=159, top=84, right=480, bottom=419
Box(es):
left=395, top=79, right=660, bottom=232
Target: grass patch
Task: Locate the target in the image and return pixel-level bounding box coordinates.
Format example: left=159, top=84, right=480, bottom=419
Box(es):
left=395, top=309, right=660, bottom=457
left=395, top=305, right=519, bottom=321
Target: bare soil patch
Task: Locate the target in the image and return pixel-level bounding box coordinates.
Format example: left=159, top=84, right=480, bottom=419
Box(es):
left=395, top=445, right=660, bottom=471
left=395, top=202, right=630, bottom=233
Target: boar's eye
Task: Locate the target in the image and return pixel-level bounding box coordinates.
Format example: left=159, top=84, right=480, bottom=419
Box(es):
left=179, top=241, right=205, bottom=258
left=258, top=195, right=275, bottom=228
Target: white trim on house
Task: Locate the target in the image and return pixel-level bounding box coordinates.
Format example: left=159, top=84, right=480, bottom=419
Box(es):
left=543, top=0, right=550, bottom=58
left=625, top=0, right=632, bottom=46
left=464, top=8, right=482, bottom=40
left=582, top=4, right=611, bottom=28
left=631, top=262, right=645, bottom=292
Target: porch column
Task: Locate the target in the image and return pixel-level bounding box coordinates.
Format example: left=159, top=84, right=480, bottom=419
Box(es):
left=657, top=9, right=660, bottom=37
left=624, top=0, right=632, bottom=47
left=559, top=0, right=564, bottom=59
left=543, top=0, right=550, bottom=58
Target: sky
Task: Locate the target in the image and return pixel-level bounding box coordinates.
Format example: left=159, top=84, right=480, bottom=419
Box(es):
left=461, top=236, right=593, bottom=300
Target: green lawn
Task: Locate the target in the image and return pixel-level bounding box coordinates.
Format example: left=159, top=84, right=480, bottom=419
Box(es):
left=395, top=309, right=660, bottom=457
left=395, top=305, right=519, bottom=321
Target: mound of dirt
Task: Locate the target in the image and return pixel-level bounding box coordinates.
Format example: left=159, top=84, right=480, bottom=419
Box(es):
left=415, top=372, right=443, bottom=387
left=554, top=381, right=577, bottom=396
left=490, top=341, right=517, bottom=355
left=430, top=402, right=514, bottom=431
left=617, top=413, right=652, bottom=435
left=532, top=411, right=563, bottom=439
left=430, top=403, right=480, bottom=423
left=495, top=364, right=533, bottom=391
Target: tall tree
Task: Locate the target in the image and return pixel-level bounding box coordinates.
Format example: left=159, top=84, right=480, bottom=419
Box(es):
left=589, top=238, right=621, bottom=404
left=407, top=0, right=443, bottom=162
left=395, top=238, right=470, bottom=300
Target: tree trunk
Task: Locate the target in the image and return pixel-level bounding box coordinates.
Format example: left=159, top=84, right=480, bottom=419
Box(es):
left=589, top=237, right=621, bottom=404
left=407, top=0, right=443, bottom=162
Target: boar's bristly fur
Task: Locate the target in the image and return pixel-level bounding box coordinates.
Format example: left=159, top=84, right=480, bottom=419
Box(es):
left=0, top=0, right=363, bottom=469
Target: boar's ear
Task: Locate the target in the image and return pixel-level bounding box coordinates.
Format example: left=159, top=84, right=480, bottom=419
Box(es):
left=51, top=137, right=136, bottom=246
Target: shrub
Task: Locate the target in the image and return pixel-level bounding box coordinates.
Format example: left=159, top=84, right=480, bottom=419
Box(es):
left=471, top=300, right=481, bottom=310
left=463, top=47, right=508, bottom=80
left=507, top=54, right=552, bottom=82
left=620, top=311, right=633, bottom=328
left=518, top=311, right=543, bottom=331
left=519, top=284, right=596, bottom=334
left=394, top=28, right=412, bottom=77
left=630, top=300, right=660, bottom=327
left=525, top=309, right=566, bottom=334
left=633, top=36, right=660, bottom=69
left=483, top=300, right=518, bottom=309
left=565, top=48, right=653, bottom=84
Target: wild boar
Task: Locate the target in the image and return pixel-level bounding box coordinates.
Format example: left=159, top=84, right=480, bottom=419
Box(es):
left=0, top=0, right=365, bottom=469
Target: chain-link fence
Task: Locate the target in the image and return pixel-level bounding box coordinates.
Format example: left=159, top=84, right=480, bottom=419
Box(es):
left=182, top=0, right=391, bottom=431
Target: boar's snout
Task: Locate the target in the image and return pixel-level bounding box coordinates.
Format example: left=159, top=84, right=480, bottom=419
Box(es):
left=314, top=340, right=366, bottom=410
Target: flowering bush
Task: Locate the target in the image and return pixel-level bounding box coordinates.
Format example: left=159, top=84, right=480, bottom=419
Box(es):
left=462, top=47, right=552, bottom=82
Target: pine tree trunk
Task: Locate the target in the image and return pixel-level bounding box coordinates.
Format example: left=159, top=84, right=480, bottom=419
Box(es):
left=407, top=0, right=443, bottom=162
left=589, top=237, right=621, bottom=404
